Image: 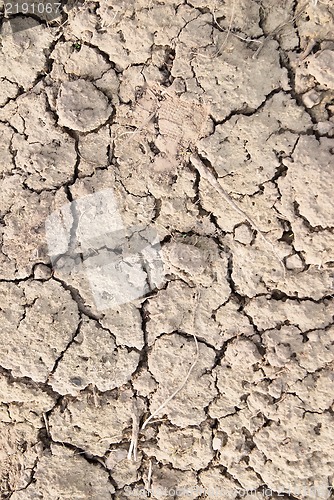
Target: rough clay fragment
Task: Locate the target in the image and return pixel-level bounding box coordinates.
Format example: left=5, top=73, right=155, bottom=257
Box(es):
left=200, top=468, right=247, bottom=499
left=199, top=92, right=311, bottom=195
left=285, top=253, right=304, bottom=270
left=234, top=224, right=253, bottom=245
left=149, top=467, right=198, bottom=500
left=307, top=50, right=334, bottom=89
left=106, top=447, right=142, bottom=488
left=278, top=136, right=334, bottom=228
left=146, top=423, right=214, bottom=471
left=250, top=395, right=334, bottom=498
left=244, top=295, right=334, bottom=331
left=0, top=78, right=18, bottom=106
left=0, top=92, right=77, bottom=189
left=78, top=125, right=110, bottom=176
left=0, top=19, right=55, bottom=90
left=262, top=326, right=304, bottom=367
left=302, top=89, right=321, bottom=108
left=162, top=238, right=229, bottom=288
left=49, top=318, right=140, bottom=395
left=1, top=186, right=70, bottom=279
left=100, top=302, right=144, bottom=349
left=0, top=420, right=40, bottom=495
left=223, top=234, right=284, bottom=297
left=209, top=339, right=262, bottom=418
left=296, top=326, right=334, bottom=373
left=289, top=218, right=334, bottom=268
left=214, top=410, right=265, bottom=476
left=293, top=369, right=334, bottom=411
left=191, top=39, right=288, bottom=121
left=63, top=44, right=111, bottom=79
left=49, top=389, right=142, bottom=456
left=0, top=123, right=15, bottom=174
left=0, top=375, right=55, bottom=426
left=215, top=299, right=254, bottom=341
left=10, top=445, right=114, bottom=499
left=57, top=80, right=112, bottom=132
left=147, top=239, right=230, bottom=347
left=0, top=280, right=79, bottom=382
left=296, top=0, right=334, bottom=52
left=132, top=370, right=158, bottom=397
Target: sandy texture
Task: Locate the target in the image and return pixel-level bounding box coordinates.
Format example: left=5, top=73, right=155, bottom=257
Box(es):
left=0, top=0, right=334, bottom=499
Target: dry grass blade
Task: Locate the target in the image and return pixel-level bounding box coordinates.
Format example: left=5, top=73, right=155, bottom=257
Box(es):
left=141, top=334, right=199, bottom=430
left=127, top=400, right=141, bottom=462
left=194, top=0, right=236, bottom=61
left=213, top=0, right=236, bottom=57
left=43, top=413, right=50, bottom=437
left=190, top=153, right=286, bottom=277
left=145, top=458, right=153, bottom=495
left=253, top=1, right=310, bottom=58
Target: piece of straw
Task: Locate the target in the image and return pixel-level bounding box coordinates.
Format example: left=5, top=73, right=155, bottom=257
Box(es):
left=141, top=334, right=199, bottom=430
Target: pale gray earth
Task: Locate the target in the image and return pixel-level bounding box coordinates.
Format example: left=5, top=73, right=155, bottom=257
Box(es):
left=0, top=0, right=334, bottom=499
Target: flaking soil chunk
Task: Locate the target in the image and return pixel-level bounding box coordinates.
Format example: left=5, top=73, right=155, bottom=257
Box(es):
left=56, top=79, right=112, bottom=132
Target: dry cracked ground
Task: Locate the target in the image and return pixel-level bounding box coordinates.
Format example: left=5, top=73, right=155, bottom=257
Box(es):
left=0, top=0, right=334, bottom=499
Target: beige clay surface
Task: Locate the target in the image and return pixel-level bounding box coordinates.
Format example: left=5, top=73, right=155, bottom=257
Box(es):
left=0, top=0, right=333, bottom=498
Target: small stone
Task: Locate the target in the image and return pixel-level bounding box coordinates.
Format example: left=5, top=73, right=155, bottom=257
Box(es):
left=307, top=50, right=334, bottom=89
left=302, top=89, right=321, bottom=108
left=212, top=435, right=222, bottom=451
left=69, top=376, right=83, bottom=387
left=33, top=264, right=52, bottom=280
left=285, top=254, right=304, bottom=271
left=234, top=223, right=253, bottom=245
left=132, top=370, right=158, bottom=397
left=314, top=121, right=334, bottom=136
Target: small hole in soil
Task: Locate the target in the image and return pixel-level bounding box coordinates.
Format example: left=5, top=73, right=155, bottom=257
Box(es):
left=271, top=290, right=287, bottom=300
left=70, top=377, right=82, bottom=386
left=314, top=423, right=322, bottom=435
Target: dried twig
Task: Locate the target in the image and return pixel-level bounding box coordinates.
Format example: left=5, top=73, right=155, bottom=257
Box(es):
left=190, top=153, right=285, bottom=277
left=212, top=0, right=236, bottom=57
left=253, top=2, right=309, bottom=59
left=127, top=400, right=141, bottom=461
left=141, top=334, right=199, bottom=430
left=98, top=434, right=123, bottom=442
left=145, top=459, right=153, bottom=496
left=193, top=0, right=236, bottom=61
left=43, top=413, right=50, bottom=437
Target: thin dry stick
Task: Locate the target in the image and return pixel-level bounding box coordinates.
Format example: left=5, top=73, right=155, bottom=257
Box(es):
left=190, top=153, right=285, bottom=277
left=43, top=413, right=50, bottom=437
left=253, top=2, right=309, bottom=59
left=116, top=105, right=158, bottom=154
left=212, top=4, right=262, bottom=46
left=212, top=0, right=236, bottom=57
left=146, top=459, right=153, bottom=495
left=98, top=434, right=123, bottom=442
left=141, top=334, right=199, bottom=430
left=193, top=0, right=236, bottom=61
left=127, top=400, right=141, bottom=461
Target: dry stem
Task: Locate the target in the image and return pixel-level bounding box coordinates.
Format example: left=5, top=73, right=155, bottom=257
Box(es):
left=190, top=153, right=286, bottom=277
left=141, top=334, right=199, bottom=430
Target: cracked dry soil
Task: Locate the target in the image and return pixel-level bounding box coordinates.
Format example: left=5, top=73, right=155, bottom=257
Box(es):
left=0, top=0, right=334, bottom=499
